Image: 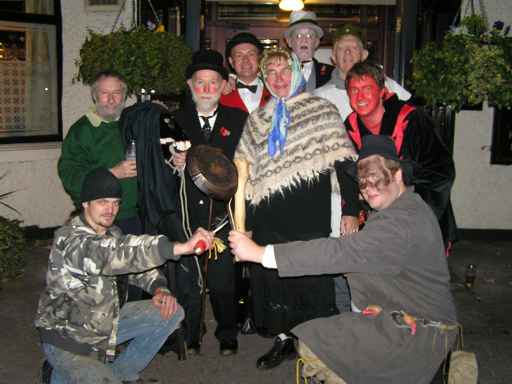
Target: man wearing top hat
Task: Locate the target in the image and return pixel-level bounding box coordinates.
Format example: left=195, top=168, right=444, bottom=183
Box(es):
left=284, top=10, right=334, bottom=91
left=220, top=32, right=271, bottom=113
left=171, top=49, right=248, bottom=356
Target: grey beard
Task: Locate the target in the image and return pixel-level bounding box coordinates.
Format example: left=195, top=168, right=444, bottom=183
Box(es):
left=95, top=103, right=124, bottom=121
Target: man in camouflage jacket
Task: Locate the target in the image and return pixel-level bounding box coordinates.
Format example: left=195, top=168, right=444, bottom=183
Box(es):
left=35, top=168, right=213, bottom=384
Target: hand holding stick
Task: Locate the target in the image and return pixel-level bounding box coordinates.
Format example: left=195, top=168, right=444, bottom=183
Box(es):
left=232, top=158, right=249, bottom=260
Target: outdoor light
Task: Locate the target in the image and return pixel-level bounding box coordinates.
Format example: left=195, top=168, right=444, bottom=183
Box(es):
left=279, top=0, right=304, bottom=11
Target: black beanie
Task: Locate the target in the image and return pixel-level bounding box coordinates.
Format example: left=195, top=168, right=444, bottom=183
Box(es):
left=80, top=168, right=122, bottom=203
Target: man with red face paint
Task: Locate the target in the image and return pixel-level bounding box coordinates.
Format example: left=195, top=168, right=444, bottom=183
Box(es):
left=343, top=62, right=458, bottom=248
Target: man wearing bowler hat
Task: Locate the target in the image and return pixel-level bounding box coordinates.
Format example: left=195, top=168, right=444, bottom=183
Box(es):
left=221, top=32, right=271, bottom=113
left=229, top=135, right=458, bottom=384
left=171, top=49, right=248, bottom=356
left=284, top=10, right=334, bottom=91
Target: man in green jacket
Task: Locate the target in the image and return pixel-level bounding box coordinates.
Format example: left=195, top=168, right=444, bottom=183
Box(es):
left=58, top=70, right=140, bottom=234
left=36, top=168, right=213, bottom=384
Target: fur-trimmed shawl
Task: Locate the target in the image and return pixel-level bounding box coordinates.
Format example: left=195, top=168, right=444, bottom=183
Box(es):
left=235, top=92, right=357, bottom=206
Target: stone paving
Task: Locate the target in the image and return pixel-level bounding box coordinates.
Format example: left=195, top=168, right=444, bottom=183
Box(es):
left=1, top=239, right=511, bottom=383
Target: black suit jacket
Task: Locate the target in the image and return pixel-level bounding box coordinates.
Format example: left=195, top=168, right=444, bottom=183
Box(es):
left=313, top=58, right=335, bottom=88
left=175, top=103, right=248, bottom=229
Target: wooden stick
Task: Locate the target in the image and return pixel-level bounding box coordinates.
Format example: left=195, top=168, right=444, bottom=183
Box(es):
left=233, top=158, right=249, bottom=261
left=233, top=158, right=249, bottom=232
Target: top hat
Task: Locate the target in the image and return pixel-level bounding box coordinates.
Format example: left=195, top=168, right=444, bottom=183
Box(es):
left=186, top=49, right=229, bottom=80
left=284, top=10, right=324, bottom=40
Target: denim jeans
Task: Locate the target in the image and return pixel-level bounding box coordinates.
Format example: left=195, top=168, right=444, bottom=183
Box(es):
left=43, top=300, right=184, bottom=384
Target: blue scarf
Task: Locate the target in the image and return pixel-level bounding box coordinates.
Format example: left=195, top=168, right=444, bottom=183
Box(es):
left=266, top=55, right=306, bottom=158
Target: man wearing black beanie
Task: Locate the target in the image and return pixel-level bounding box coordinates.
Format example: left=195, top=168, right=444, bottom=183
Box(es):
left=35, top=168, right=213, bottom=384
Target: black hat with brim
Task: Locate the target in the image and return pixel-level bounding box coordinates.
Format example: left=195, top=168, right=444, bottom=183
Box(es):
left=348, top=135, right=415, bottom=185
left=186, top=49, right=229, bottom=80
left=225, top=32, right=263, bottom=60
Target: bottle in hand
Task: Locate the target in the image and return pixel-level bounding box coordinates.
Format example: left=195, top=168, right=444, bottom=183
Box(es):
left=126, top=139, right=136, bottom=161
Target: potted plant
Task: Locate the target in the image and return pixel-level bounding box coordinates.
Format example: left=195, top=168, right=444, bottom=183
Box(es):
left=74, top=26, right=193, bottom=97
left=411, top=15, right=512, bottom=112
left=0, top=175, right=26, bottom=283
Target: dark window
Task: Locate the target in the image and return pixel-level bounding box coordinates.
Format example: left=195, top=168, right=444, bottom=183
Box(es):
left=491, top=108, right=512, bottom=165
left=0, top=0, right=62, bottom=143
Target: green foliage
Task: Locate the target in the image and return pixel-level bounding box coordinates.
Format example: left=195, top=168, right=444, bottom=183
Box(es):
left=0, top=174, right=26, bottom=281
left=0, top=218, right=26, bottom=281
left=412, top=16, right=512, bottom=111
left=74, top=27, right=193, bottom=95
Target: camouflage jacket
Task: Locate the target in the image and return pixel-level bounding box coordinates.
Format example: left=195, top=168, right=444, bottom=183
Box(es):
left=34, top=215, right=179, bottom=359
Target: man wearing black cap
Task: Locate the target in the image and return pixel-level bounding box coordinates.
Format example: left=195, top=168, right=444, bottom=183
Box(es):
left=314, top=25, right=411, bottom=121
left=35, top=168, right=213, bottom=384
left=220, top=32, right=271, bottom=113
left=229, top=135, right=458, bottom=384
left=171, top=49, right=247, bottom=356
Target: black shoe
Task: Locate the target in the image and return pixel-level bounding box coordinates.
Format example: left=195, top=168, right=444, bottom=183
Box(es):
left=219, top=339, right=238, bottom=356
left=41, top=360, right=53, bottom=384
left=256, top=337, right=296, bottom=370
left=187, top=342, right=201, bottom=356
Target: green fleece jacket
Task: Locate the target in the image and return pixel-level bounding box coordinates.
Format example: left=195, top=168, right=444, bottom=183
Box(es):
left=58, top=113, right=137, bottom=220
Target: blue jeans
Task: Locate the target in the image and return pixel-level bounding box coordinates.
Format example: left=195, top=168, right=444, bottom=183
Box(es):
left=43, top=300, right=184, bottom=384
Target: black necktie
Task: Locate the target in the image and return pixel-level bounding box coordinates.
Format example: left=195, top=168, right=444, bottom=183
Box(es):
left=200, top=111, right=216, bottom=140
left=236, top=81, right=258, bottom=94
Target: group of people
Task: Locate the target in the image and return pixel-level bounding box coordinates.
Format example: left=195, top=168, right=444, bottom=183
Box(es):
left=35, top=9, right=458, bottom=384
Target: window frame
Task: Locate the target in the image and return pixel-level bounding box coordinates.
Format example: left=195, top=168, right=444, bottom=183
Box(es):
left=0, top=1, right=62, bottom=144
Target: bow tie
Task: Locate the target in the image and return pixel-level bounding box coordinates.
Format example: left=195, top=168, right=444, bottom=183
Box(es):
left=301, top=60, right=312, bottom=70
left=236, top=81, right=258, bottom=94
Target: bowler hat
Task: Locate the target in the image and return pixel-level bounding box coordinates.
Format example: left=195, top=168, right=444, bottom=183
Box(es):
left=349, top=135, right=415, bottom=185
left=186, top=49, right=228, bottom=80
left=225, top=32, right=263, bottom=60
left=284, top=10, right=324, bottom=40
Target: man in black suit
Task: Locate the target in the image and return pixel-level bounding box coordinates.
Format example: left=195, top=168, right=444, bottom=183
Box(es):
left=171, top=50, right=248, bottom=356
left=284, top=10, right=334, bottom=91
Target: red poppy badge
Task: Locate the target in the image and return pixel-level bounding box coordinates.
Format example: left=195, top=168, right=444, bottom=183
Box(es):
left=220, top=127, right=231, bottom=137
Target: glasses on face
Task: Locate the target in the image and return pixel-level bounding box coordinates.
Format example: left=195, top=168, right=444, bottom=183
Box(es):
left=293, top=32, right=316, bottom=40
left=265, top=67, right=292, bottom=81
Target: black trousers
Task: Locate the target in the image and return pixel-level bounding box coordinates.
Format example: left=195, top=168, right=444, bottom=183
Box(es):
left=171, top=246, right=238, bottom=345
left=205, top=247, right=238, bottom=343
